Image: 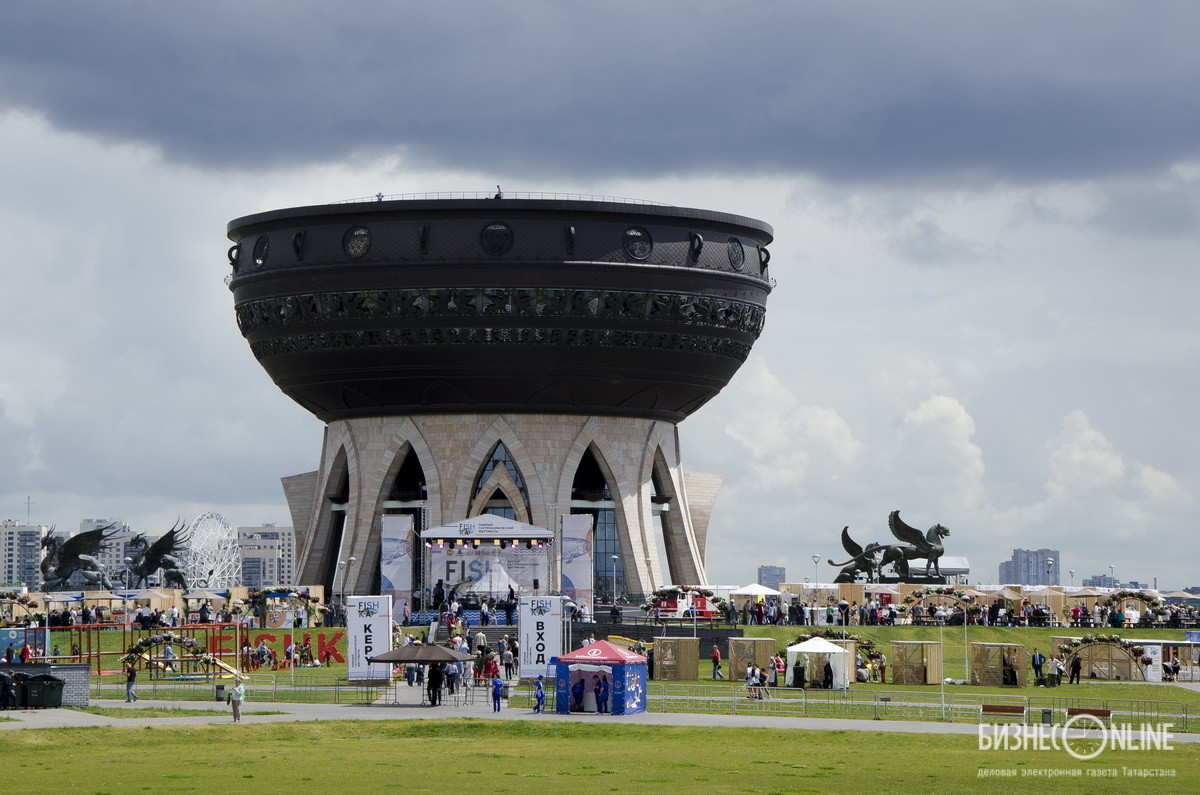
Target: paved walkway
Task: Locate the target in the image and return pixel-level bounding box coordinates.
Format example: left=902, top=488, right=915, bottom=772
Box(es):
left=2, top=698, right=1198, bottom=743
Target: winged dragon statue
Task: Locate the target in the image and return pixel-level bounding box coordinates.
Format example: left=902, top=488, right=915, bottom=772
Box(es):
left=126, top=522, right=191, bottom=589
left=826, top=510, right=951, bottom=582
left=40, top=524, right=119, bottom=591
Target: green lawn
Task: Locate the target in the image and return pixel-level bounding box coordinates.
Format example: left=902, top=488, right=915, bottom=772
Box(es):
left=0, top=719, right=1193, bottom=793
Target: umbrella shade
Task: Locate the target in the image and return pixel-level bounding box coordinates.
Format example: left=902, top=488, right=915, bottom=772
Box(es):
left=368, top=644, right=475, bottom=664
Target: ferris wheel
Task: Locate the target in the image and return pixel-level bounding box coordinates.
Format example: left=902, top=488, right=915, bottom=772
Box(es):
left=184, top=511, right=241, bottom=588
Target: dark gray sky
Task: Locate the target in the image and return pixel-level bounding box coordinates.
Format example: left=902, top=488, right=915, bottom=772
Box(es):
left=1, top=2, right=1196, bottom=589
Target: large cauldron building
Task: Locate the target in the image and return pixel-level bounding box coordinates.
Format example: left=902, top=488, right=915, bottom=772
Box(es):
left=226, top=194, right=774, bottom=601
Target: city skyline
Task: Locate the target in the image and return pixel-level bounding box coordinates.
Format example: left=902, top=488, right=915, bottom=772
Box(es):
left=1, top=4, right=1197, bottom=590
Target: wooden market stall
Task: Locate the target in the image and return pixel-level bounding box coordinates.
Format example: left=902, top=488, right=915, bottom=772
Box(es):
left=970, top=642, right=1027, bottom=687
left=890, top=640, right=942, bottom=685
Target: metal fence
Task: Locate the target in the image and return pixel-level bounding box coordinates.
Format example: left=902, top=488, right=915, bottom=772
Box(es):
left=634, top=683, right=1200, bottom=732
left=92, top=675, right=391, bottom=705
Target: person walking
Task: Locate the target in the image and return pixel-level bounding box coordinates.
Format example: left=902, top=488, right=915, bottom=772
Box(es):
left=710, top=645, right=724, bottom=679
left=229, top=677, right=245, bottom=722
left=0, top=670, right=15, bottom=710
left=491, top=674, right=504, bottom=712
left=533, top=675, right=545, bottom=713
left=124, top=661, right=139, bottom=702
left=1069, top=654, right=1083, bottom=685
left=501, top=647, right=514, bottom=679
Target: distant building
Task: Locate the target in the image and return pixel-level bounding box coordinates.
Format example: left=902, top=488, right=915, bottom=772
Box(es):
left=1081, top=573, right=1120, bottom=588
left=238, top=525, right=296, bottom=589
left=998, top=548, right=1060, bottom=585
left=1, top=521, right=50, bottom=589
left=757, top=565, right=786, bottom=591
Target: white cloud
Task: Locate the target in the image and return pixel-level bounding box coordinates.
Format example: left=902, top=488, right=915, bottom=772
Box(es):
left=1045, top=411, right=1125, bottom=495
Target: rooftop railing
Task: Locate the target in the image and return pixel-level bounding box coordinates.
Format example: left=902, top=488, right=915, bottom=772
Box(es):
left=335, top=191, right=668, bottom=206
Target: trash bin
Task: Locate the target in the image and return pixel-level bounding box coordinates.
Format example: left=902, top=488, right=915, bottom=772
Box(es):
left=13, top=678, right=30, bottom=708
left=214, top=683, right=227, bottom=702
left=500, top=684, right=510, bottom=700
left=29, top=675, right=65, bottom=708
left=24, top=681, right=46, bottom=708
left=1041, top=709, right=1053, bottom=726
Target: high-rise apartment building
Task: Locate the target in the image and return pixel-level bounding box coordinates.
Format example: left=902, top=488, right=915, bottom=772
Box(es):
left=998, top=548, right=1060, bottom=585
left=757, top=564, right=786, bottom=591
left=1, top=520, right=49, bottom=589
left=238, top=525, right=296, bottom=589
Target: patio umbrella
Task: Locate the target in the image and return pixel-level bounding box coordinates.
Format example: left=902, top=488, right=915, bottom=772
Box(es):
left=368, top=644, right=475, bottom=664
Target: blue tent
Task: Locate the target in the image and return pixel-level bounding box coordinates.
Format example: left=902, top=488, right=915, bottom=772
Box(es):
left=554, top=640, right=647, bottom=715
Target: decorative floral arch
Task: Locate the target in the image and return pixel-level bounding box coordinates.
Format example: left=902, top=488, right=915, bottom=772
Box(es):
left=121, top=631, right=216, bottom=666
left=1056, top=633, right=1146, bottom=661
left=0, top=592, right=41, bottom=624
left=1102, top=590, right=1163, bottom=615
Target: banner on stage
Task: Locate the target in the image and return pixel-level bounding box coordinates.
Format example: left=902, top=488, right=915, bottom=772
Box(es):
left=518, top=596, right=563, bottom=678
left=428, top=545, right=550, bottom=599
left=346, top=595, right=392, bottom=682
left=380, top=514, right=415, bottom=611
left=560, top=513, right=594, bottom=609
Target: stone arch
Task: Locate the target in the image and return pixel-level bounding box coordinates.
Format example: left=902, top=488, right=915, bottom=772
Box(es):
left=300, top=442, right=353, bottom=592
left=563, top=423, right=636, bottom=598
left=454, top=418, right=536, bottom=521
left=468, top=466, right=530, bottom=523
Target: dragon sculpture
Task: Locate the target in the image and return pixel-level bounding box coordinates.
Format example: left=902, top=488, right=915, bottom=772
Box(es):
left=126, top=522, right=191, bottom=589
left=826, top=510, right=951, bottom=582
left=40, top=524, right=119, bottom=591
left=827, top=526, right=881, bottom=583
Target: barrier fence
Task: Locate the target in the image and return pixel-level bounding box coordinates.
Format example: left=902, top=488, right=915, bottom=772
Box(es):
left=87, top=674, right=1200, bottom=733
left=635, top=684, right=1200, bottom=732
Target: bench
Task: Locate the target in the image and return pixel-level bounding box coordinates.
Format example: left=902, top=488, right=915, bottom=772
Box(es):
left=1066, top=707, right=1111, bottom=724
left=980, top=704, right=1026, bottom=723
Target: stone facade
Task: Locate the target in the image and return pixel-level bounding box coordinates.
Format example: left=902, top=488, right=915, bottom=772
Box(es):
left=290, top=413, right=716, bottom=596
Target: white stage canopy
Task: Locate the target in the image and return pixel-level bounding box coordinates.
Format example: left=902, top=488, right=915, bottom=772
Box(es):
left=421, top=513, right=553, bottom=541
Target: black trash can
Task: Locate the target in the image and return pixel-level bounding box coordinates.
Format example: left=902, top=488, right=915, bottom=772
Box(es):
left=214, top=684, right=227, bottom=702
left=24, top=680, right=46, bottom=708
left=11, top=673, right=31, bottom=708
left=31, top=675, right=65, bottom=708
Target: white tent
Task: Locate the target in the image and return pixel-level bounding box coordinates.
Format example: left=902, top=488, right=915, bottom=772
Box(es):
left=731, top=583, right=782, bottom=597
left=786, top=636, right=850, bottom=690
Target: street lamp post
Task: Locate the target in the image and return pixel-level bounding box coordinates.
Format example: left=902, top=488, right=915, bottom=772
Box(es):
left=1046, top=558, right=1054, bottom=587
left=1069, top=570, right=1075, bottom=586
left=812, top=555, right=820, bottom=586
left=610, top=555, right=619, bottom=607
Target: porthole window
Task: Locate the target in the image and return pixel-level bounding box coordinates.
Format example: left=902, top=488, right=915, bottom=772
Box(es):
left=727, top=237, right=745, bottom=271
left=343, top=226, right=371, bottom=259
left=623, top=226, right=652, bottom=260
left=480, top=222, right=514, bottom=255
left=253, top=235, right=269, bottom=267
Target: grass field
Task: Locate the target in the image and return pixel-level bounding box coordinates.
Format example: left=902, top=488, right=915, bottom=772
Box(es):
left=0, top=718, right=1194, bottom=793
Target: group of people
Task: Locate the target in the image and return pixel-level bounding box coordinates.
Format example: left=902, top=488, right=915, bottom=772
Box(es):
left=569, top=673, right=610, bottom=712
left=1029, top=647, right=1084, bottom=685
left=1, top=642, right=38, bottom=664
